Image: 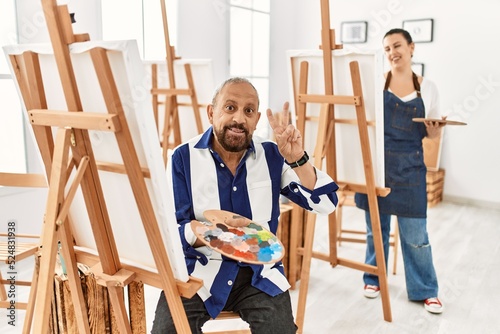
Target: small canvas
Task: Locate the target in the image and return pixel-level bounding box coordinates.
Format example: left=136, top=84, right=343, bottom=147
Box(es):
left=4, top=40, right=189, bottom=282
left=287, top=48, right=385, bottom=188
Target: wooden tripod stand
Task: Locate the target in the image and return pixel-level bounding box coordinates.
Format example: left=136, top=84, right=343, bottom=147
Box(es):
left=5, top=1, right=203, bottom=332
left=288, top=1, right=392, bottom=332
left=152, top=0, right=205, bottom=164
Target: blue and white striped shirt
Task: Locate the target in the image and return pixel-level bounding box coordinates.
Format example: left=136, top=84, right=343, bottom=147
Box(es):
left=168, top=127, right=339, bottom=318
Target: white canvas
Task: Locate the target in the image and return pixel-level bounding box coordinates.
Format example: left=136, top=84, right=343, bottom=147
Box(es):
left=143, top=58, right=215, bottom=144
left=287, top=48, right=385, bottom=188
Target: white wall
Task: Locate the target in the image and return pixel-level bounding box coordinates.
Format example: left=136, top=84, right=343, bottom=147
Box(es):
left=15, top=0, right=101, bottom=44
left=177, top=0, right=229, bottom=86
left=268, top=0, right=500, bottom=208
left=0, top=188, right=47, bottom=235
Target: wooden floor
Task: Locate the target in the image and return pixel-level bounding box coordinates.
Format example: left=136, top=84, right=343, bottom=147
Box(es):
left=2, top=201, right=500, bottom=333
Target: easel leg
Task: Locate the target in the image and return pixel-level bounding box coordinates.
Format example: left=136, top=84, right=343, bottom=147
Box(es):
left=369, top=210, right=392, bottom=321
left=33, top=129, right=74, bottom=333
left=392, top=218, right=399, bottom=275
left=328, top=208, right=338, bottom=266
left=162, top=95, right=175, bottom=164
left=295, top=103, right=333, bottom=333
left=184, top=63, right=204, bottom=134
left=0, top=272, right=7, bottom=302
left=294, top=212, right=317, bottom=334
left=288, top=203, right=302, bottom=290
left=107, top=286, right=132, bottom=334
left=350, top=61, right=392, bottom=322
left=151, top=64, right=160, bottom=130
left=57, top=220, right=91, bottom=333
left=22, top=254, right=40, bottom=334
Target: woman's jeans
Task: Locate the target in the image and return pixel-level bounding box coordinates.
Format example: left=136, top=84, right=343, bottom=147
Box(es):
left=363, top=211, right=439, bottom=300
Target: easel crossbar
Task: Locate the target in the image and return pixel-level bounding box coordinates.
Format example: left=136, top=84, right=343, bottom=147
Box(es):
left=304, top=116, right=375, bottom=126
left=90, top=263, right=136, bottom=288
left=96, top=161, right=151, bottom=178
left=29, top=109, right=122, bottom=132
left=298, top=93, right=361, bottom=105
left=338, top=182, right=391, bottom=197
left=54, top=155, right=89, bottom=226
left=74, top=247, right=203, bottom=298
left=0, top=172, right=47, bottom=188
left=294, top=247, right=380, bottom=275
left=151, top=87, right=193, bottom=96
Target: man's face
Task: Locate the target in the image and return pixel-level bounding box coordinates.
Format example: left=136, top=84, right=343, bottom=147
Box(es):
left=208, top=82, right=261, bottom=152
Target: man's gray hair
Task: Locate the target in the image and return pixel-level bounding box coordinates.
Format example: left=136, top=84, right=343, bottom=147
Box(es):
left=211, top=77, right=259, bottom=107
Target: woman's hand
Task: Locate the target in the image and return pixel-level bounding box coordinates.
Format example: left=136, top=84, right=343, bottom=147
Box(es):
left=267, top=102, right=305, bottom=163
left=425, top=116, right=447, bottom=139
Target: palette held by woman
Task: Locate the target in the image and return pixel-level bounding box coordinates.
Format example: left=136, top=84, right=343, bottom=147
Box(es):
left=190, top=210, right=285, bottom=264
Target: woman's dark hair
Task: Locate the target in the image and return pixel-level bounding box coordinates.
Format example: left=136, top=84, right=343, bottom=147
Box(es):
left=384, top=28, right=413, bottom=44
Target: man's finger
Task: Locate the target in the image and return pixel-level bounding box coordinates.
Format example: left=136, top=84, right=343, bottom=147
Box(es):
left=267, top=108, right=277, bottom=129
left=281, top=102, right=290, bottom=125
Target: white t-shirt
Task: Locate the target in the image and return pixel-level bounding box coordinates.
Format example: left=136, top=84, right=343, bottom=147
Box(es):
left=390, top=78, right=441, bottom=118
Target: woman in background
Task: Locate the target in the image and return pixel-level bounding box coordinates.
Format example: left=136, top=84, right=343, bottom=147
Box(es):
left=355, top=28, right=445, bottom=314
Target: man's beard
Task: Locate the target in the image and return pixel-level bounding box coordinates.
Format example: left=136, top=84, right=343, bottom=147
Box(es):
left=214, top=124, right=251, bottom=152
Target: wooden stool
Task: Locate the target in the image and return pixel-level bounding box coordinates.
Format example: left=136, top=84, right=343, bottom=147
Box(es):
left=206, top=311, right=250, bottom=334
left=0, top=233, right=40, bottom=310
left=0, top=172, right=45, bottom=332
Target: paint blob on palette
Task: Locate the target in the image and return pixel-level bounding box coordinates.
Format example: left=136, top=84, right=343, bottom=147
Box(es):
left=190, top=210, right=285, bottom=264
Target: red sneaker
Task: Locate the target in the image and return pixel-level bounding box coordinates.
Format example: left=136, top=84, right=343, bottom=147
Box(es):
left=363, top=284, right=380, bottom=299
left=424, top=297, right=444, bottom=314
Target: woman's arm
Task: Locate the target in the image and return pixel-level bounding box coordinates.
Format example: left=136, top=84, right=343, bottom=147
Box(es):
left=422, top=78, right=446, bottom=138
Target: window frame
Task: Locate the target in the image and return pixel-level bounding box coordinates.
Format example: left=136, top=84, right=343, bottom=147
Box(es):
left=228, top=1, right=271, bottom=135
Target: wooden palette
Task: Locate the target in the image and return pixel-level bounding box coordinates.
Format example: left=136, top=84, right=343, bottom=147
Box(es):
left=190, top=210, right=285, bottom=264
left=413, top=118, right=467, bottom=126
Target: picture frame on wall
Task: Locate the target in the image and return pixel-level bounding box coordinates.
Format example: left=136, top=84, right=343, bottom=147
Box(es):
left=412, top=62, right=424, bottom=76
left=341, top=21, right=368, bottom=43
left=402, top=18, right=434, bottom=43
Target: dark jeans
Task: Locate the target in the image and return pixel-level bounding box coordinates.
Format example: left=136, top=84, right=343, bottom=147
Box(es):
left=151, top=266, right=297, bottom=333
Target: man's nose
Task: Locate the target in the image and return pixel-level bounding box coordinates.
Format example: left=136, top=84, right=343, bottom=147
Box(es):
left=232, top=109, right=245, bottom=123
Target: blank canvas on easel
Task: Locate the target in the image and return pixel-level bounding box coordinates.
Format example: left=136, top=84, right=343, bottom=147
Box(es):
left=4, top=40, right=189, bottom=282
left=143, top=58, right=215, bottom=143
left=287, top=48, right=386, bottom=188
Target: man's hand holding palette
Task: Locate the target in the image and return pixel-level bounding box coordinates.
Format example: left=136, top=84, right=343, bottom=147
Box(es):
left=191, top=210, right=285, bottom=264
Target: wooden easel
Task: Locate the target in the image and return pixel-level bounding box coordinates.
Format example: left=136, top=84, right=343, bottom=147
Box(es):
left=8, top=1, right=203, bottom=332
left=152, top=0, right=205, bottom=164
left=336, top=197, right=400, bottom=275
left=290, top=1, right=392, bottom=332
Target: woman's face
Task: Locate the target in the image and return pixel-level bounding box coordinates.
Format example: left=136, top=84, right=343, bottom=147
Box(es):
left=383, top=33, right=415, bottom=70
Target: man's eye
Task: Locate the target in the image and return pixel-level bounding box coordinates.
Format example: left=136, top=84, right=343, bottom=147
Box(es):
left=226, top=105, right=235, bottom=111
left=245, top=108, right=255, bottom=114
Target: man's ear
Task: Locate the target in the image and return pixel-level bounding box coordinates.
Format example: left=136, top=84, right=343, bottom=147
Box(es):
left=254, top=111, right=261, bottom=130
left=207, top=104, right=214, bottom=124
